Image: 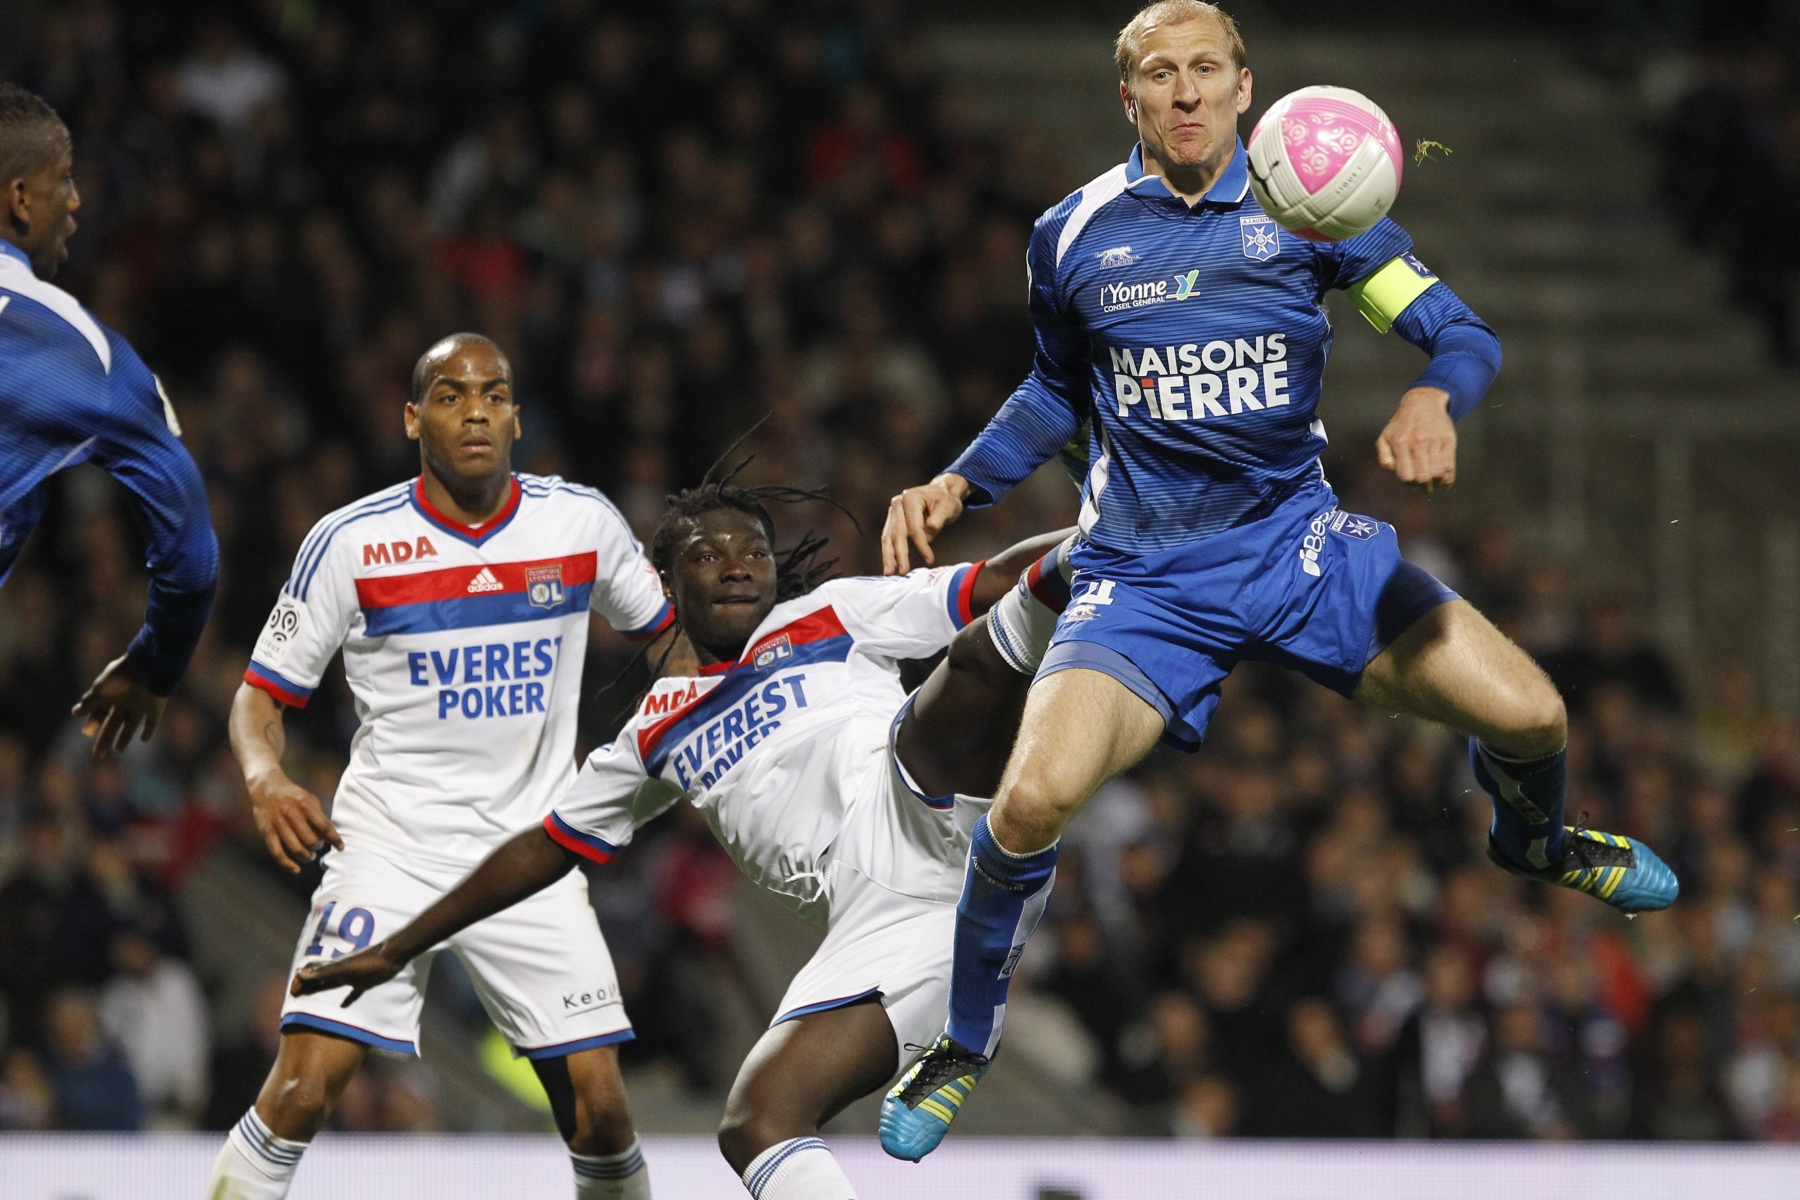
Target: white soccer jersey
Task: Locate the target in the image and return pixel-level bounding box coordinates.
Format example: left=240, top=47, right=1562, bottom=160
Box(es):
left=545, top=563, right=985, bottom=919
left=244, top=474, right=673, bottom=869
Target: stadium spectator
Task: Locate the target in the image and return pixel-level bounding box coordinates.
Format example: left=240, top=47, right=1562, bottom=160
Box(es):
left=98, top=927, right=208, bottom=1128
left=42, top=985, right=140, bottom=1131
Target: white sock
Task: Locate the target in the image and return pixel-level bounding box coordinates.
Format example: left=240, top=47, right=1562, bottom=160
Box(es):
left=988, top=533, right=1077, bottom=676
left=739, top=1137, right=856, bottom=1200
left=572, top=1136, right=651, bottom=1199
left=207, top=1108, right=307, bottom=1199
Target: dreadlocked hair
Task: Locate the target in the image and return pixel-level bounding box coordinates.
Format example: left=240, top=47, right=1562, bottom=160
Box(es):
left=596, top=451, right=854, bottom=721
left=651, top=470, right=843, bottom=602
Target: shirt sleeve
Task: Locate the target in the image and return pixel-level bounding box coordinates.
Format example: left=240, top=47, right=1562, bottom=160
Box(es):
left=945, top=211, right=1089, bottom=507
left=588, top=497, right=675, bottom=641
left=829, top=563, right=984, bottom=662
left=1315, top=216, right=1415, bottom=293
left=545, top=729, right=682, bottom=865
left=1336, top=242, right=1504, bottom=422
left=86, top=338, right=219, bottom=696
left=242, top=517, right=359, bottom=708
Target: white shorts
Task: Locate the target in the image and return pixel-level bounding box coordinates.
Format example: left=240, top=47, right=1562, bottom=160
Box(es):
left=771, top=758, right=990, bottom=1069
left=280, top=847, right=630, bottom=1059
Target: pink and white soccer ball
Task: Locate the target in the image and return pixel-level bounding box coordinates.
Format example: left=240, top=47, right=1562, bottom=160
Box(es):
left=1246, top=85, right=1404, bottom=242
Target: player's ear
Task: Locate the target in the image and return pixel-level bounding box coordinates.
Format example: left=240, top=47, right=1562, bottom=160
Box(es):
left=4, top=176, right=27, bottom=227
left=1235, top=66, right=1253, bottom=114
left=403, top=401, right=420, bottom=441
left=1120, top=81, right=1137, bottom=126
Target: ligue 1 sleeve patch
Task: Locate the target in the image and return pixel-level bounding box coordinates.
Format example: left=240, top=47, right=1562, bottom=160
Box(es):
left=254, top=599, right=305, bottom=667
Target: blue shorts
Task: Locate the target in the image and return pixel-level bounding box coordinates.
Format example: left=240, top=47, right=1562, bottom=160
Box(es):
left=1041, top=486, right=1458, bottom=752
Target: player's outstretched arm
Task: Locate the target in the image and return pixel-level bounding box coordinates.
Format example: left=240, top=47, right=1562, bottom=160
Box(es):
left=229, top=682, right=343, bottom=873
left=291, top=825, right=579, bottom=1005
left=969, top=527, right=1078, bottom=616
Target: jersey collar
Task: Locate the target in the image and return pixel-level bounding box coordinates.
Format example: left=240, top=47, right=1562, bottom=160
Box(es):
left=0, top=239, right=30, bottom=269
left=409, top=474, right=522, bottom=546
left=1124, top=138, right=1251, bottom=208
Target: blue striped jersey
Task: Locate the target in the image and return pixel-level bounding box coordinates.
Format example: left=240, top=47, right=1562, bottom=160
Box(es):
left=243, top=473, right=673, bottom=869
left=948, top=140, right=1501, bottom=554
left=0, top=239, right=218, bottom=694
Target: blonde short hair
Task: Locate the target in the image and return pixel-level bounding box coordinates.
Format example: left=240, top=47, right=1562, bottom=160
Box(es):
left=1114, top=0, right=1246, bottom=84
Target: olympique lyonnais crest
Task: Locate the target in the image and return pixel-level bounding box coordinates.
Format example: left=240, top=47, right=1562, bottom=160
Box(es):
left=751, top=633, right=793, bottom=669
left=525, top=564, right=565, bottom=609
left=1240, top=214, right=1281, bottom=262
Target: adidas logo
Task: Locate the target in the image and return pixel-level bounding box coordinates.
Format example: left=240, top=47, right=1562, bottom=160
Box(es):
left=466, top=567, right=504, bottom=594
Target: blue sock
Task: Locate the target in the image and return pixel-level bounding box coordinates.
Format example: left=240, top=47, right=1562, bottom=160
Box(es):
left=1471, top=740, right=1568, bottom=870
left=946, top=813, right=1058, bottom=1058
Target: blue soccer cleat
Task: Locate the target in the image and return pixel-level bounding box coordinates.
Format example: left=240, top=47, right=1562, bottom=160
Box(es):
left=1487, top=823, right=1679, bottom=914
left=879, top=1034, right=991, bottom=1161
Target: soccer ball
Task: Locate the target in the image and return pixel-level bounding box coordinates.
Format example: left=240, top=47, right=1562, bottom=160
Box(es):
left=1246, top=85, right=1403, bottom=242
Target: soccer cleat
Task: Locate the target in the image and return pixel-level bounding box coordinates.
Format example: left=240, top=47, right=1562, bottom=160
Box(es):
left=878, top=1034, right=991, bottom=1161
left=1486, top=823, right=1678, bottom=914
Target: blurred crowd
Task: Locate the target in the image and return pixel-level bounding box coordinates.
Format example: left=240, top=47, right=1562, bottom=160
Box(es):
left=1646, top=2, right=1800, bottom=365
left=0, top=0, right=1796, bottom=1144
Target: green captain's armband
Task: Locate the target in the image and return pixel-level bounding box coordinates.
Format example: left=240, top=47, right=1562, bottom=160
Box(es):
left=1346, top=254, right=1439, bottom=334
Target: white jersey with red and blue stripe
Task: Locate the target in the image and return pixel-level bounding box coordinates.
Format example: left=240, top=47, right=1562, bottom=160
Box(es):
left=545, top=564, right=982, bottom=920
left=243, top=473, right=673, bottom=870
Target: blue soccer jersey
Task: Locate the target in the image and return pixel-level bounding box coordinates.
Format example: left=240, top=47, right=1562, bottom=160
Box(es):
left=0, top=239, right=217, bottom=694
left=949, top=140, right=1501, bottom=554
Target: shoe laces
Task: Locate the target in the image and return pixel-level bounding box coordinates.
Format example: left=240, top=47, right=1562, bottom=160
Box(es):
left=896, top=1039, right=990, bottom=1104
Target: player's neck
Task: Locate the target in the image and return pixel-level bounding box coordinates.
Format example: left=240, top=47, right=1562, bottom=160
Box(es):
left=418, top=463, right=513, bottom=526
left=1141, top=141, right=1232, bottom=206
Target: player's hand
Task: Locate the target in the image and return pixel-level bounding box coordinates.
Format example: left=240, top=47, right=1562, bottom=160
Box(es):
left=72, top=654, right=167, bottom=761
left=882, top=474, right=970, bottom=574
left=248, top=769, right=344, bottom=874
left=1376, top=387, right=1457, bottom=492
left=291, top=941, right=404, bottom=1006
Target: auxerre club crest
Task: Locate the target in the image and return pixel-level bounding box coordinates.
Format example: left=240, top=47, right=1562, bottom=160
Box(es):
left=1240, top=214, right=1281, bottom=261
left=525, top=564, right=565, bottom=609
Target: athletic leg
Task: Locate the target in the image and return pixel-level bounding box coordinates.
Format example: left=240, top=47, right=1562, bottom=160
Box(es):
left=533, top=1046, right=650, bottom=1198
left=718, top=998, right=898, bottom=1198
left=1356, top=599, right=1676, bottom=911
left=206, top=1031, right=364, bottom=1198
left=893, top=615, right=1030, bottom=801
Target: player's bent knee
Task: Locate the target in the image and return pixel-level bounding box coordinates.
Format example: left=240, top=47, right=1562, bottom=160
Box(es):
left=1484, top=678, right=1567, bottom=759
left=717, top=1105, right=796, bottom=1173
left=992, top=771, right=1083, bottom=848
